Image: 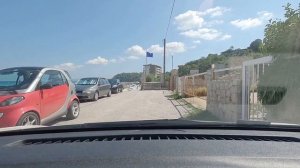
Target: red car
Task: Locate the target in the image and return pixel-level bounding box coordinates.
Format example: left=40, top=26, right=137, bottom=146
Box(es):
left=0, top=67, right=80, bottom=128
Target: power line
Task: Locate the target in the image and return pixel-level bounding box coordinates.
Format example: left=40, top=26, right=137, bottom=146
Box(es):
left=165, top=0, right=176, bottom=39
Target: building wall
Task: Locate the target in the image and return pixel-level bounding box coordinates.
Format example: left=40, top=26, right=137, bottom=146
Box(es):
left=207, top=79, right=242, bottom=122
left=144, top=64, right=162, bottom=78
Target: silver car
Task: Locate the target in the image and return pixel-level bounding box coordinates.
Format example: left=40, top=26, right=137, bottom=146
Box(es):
left=75, top=77, right=111, bottom=101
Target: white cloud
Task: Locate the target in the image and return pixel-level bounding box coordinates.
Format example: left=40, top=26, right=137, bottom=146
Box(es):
left=53, top=63, right=82, bottom=71
left=175, top=6, right=230, bottom=41
left=86, top=56, right=109, bottom=65
left=166, top=42, right=185, bottom=53
left=230, top=11, right=273, bottom=30
left=119, top=57, right=126, bottom=62
left=220, top=34, right=232, bottom=40
left=147, top=44, right=163, bottom=54
left=126, top=45, right=145, bottom=57
left=189, top=45, right=197, bottom=49
left=147, top=42, right=185, bottom=55
left=174, top=6, right=230, bottom=31
left=109, top=59, right=117, bottom=63
left=230, top=18, right=261, bottom=30
left=175, top=10, right=205, bottom=30
left=193, top=40, right=201, bottom=44
left=206, top=20, right=224, bottom=27
left=204, top=6, right=230, bottom=17
left=181, top=28, right=225, bottom=40
left=258, top=11, right=273, bottom=20
left=127, top=56, right=140, bottom=60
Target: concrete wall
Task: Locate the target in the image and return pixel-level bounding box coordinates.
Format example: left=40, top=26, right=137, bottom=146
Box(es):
left=207, top=79, right=242, bottom=122
left=170, top=69, right=178, bottom=91
left=142, top=82, right=161, bottom=90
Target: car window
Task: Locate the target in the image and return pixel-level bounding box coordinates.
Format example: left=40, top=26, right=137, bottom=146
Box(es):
left=77, top=78, right=98, bottom=85
left=60, top=72, right=69, bottom=85
left=99, top=79, right=105, bottom=85
left=40, top=70, right=64, bottom=87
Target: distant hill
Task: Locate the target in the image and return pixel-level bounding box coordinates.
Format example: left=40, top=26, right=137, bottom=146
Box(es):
left=112, top=72, right=142, bottom=82
left=178, top=39, right=264, bottom=77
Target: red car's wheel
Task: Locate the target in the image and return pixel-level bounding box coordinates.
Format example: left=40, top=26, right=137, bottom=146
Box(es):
left=66, top=100, right=80, bottom=120
left=16, top=112, right=40, bottom=126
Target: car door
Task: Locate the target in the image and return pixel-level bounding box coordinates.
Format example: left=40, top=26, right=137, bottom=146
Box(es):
left=39, top=70, right=69, bottom=118
left=96, top=78, right=101, bottom=96
left=104, top=79, right=111, bottom=94
left=99, top=79, right=106, bottom=96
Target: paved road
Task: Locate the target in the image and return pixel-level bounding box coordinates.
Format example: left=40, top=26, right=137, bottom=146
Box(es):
left=51, top=90, right=181, bottom=126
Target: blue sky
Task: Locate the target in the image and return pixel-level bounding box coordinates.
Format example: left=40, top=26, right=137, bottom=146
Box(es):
left=0, top=0, right=298, bottom=79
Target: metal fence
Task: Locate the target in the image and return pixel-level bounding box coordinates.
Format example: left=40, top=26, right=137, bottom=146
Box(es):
left=242, top=56, right=273, bottom=120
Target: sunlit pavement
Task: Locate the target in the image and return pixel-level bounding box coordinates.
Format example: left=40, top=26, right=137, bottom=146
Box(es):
left=50, top=89, right=180, bottom=126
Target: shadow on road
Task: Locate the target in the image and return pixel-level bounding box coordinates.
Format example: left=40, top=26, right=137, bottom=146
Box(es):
left=79, top=96, right=107, bottom=104
left=45, top=96, right=110, bottom=126
left=44, top=117, right=69, bottom=126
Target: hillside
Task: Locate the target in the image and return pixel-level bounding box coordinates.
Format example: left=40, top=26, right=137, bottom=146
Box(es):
left=112, top=72, right=142, bottom=82
left=178, top=40, right=264, bottom=77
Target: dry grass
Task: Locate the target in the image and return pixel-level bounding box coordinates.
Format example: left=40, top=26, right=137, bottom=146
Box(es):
left=185, top=87, right=207, bottom=97
left=194, top=87, right=207, bottom=97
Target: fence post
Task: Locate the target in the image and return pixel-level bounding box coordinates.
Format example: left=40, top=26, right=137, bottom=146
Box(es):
left=211, top=64, right=215, bottom=80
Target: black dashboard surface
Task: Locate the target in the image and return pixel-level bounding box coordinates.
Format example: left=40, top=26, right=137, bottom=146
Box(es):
left=1, top=129, right=300, bottom=168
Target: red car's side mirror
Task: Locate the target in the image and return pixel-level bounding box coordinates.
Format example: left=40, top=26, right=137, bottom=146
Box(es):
left=40, top=83, right=53, bottom=89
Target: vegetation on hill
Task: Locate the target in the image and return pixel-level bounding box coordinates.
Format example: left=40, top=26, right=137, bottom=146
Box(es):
left=112, top=72, right=142, bottom=82
left=178, top=43, right=264, bottom=77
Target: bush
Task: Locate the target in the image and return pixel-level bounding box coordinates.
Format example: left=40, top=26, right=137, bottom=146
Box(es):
left=185, top=87, right=207, bottom=97
left=145, top=75, right=152, bottom=82
left=257, top=86, right=287, bottom=105
left=172, top=92, right=183, bottom=100
left=194, top=87, right=207, bottom=97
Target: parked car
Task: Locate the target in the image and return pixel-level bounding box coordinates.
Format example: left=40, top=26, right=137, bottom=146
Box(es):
left=108, top=79, right=123, bottom=94
left=75, top=77, right=111, bottom=101
left=0, top=67, right=80, bottom=128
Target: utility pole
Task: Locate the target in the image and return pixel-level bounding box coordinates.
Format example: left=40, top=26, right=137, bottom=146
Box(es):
left=172, top=55, right=173, bottom=70
left=163, top=38, right=166, bottom=87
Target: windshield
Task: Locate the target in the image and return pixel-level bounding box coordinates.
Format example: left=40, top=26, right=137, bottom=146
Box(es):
left=76, top=78, right=98, bottom=85
left=0, top=0, right=300, bottom=132
left=0, top=68, right=40, bottom=91
left=109, top=79, right=118, bottom=85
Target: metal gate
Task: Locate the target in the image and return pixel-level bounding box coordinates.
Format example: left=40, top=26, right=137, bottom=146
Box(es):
left=242, top=56, right=273, bottom=120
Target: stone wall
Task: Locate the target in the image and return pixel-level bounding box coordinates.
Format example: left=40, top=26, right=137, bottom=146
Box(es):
left=207, top=79, right=242, bottom=122
left=142, top=82, right=161, bottom=90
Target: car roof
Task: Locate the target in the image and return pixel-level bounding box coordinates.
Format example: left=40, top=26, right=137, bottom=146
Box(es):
left=79, top=77, right=107, bottom=79
left=1, top=67, right=45, bottom=71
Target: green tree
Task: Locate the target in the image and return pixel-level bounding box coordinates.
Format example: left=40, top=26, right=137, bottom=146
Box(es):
left=177, top=48, right=250, bottom=77
left=263, top=3, right=300, bottom=54
left=248, top=39, right=263, bottom=52
left=257, top=3, right=300, bottom=122
left=145, top=75, right=152, bottom=82
left=112, top=72, right=142, bottom=82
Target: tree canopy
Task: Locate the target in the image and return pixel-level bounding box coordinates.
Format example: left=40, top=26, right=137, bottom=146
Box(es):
left=248, top=39, right=263, bottom=52
left=263, top=3, right=300, bottom=54
left=112, top=72, right=142, bottom=82
left=257, top=3, right=300, bottom=121
left=178, top=46, right=255, bottom=76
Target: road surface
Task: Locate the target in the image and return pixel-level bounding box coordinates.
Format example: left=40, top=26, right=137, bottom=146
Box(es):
left=50, top=90, right=181, bottom=126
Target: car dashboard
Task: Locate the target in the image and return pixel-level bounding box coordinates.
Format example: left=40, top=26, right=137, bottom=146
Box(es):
left=1, top=128, right=300, bottom=167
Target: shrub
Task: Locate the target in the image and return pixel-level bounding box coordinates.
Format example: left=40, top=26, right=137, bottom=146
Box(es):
left=257, top=86, right=287, bottom=105
left=145, top=75, right=152, bottom=82
left=172, top=91, right=182, bottom=100
left=194, top=87, right=207, bottom=97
